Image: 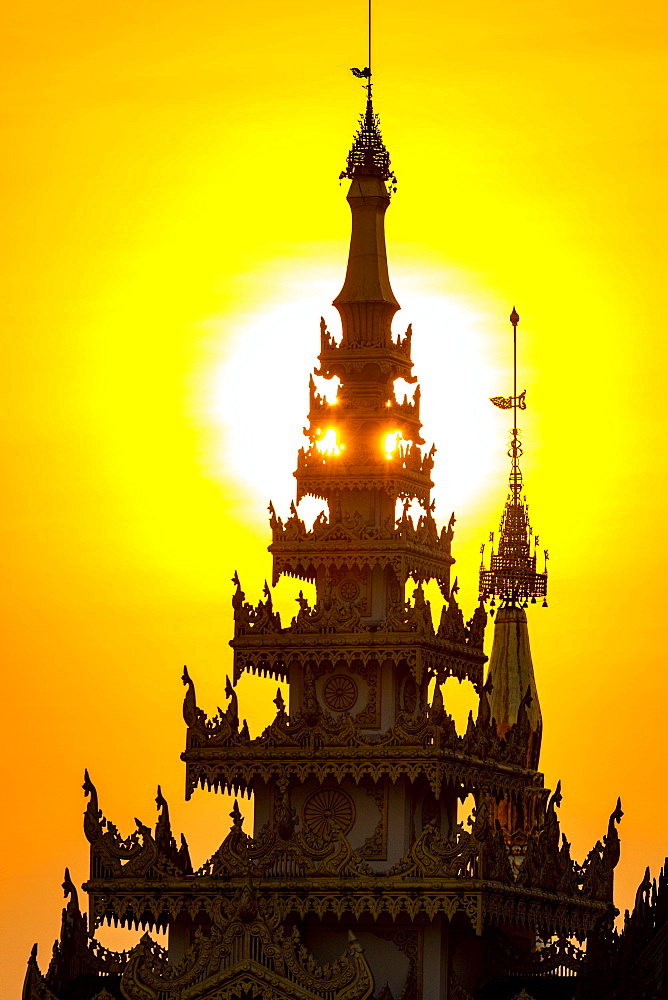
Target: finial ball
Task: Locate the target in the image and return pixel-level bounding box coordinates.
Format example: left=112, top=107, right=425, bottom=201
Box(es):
left=510, top=307, right=520, bottom=327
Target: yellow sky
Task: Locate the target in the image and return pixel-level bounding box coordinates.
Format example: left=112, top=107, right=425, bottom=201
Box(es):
left=2, top=0, right=667, bottom=993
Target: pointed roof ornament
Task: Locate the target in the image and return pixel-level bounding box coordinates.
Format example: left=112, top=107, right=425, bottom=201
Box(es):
left=480, top=308, right=548, bottom=609
left=340, top=0, right=396, bottom=188
left=340, top=94, right=397, bottom=187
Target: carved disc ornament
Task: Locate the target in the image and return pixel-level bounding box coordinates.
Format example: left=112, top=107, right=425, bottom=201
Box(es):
left=303, top=788, right=355, bottom=838
left=323, top=674, right=358, bottom=711
left=339, top=578, right=361, bottom=602
left=402, top=675, right=417, bottom=713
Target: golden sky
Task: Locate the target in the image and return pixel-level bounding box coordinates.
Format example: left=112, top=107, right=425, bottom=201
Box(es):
left=2, top=0, right=667, bottom=992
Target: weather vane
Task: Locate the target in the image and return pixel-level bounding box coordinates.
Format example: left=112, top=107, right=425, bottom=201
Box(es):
left=479, top=308, right=548, bottom=610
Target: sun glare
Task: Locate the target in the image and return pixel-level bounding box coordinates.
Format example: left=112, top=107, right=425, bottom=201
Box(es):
left=315, top=428, right=343, bottom=455
left=204, top=259, right=507, bottom=522
left=384, top=430, right=406, bottom=457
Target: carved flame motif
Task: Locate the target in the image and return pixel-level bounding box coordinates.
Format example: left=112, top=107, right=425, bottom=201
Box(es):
left=323, top=674, right=359, bottom=712
left=303, top=787, right=355, bottom=838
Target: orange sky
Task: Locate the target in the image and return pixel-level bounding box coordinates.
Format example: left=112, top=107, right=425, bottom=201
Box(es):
left=2, top=0, right=667, bottom=993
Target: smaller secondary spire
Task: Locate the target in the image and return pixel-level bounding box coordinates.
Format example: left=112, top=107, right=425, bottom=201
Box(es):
left=480, top=309, right=548, bottom=610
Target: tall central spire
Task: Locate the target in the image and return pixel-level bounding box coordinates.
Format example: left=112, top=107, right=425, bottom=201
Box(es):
left=333, top=82, right=399, bottom=347
left=292, top=80, right=435, bottom=528
left=280, top=74, right=458, bottom=626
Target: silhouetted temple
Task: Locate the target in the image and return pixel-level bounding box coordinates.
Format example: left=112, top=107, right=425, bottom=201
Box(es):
left=23, top=85, right=667, bottom=1000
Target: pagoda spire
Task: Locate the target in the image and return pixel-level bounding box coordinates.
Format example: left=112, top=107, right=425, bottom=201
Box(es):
left=480, top=308, right=547, bottom=769
left=333, top=75, right=399, bottom=347
left=292, top=72, right=434, bottom=520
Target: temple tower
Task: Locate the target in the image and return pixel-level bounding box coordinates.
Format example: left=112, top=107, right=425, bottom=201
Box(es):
left=24, top=81, right=626, bottom=1000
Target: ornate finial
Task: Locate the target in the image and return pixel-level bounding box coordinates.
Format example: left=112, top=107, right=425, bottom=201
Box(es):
left=62, top=867, right=78, bottom=907
left=341, top=2, right=396, bottom=190
left=224, top=675, right=239, bottom=730
left=550, top=779, right=563, bottom=809
left=155, top=785, right=168, bottom=812
left=263, top=580, right=272, bottom=611
left=231, top=572, right=245, bottom=612
left=182, top=666, right=198, bottom=727
left=611, top=796, right=624, bottom=827
left=340, top=98, right=396, bottom=187
left=230, top=800, right=244, bottom=831
left=274, top=687, right=286, bottom=714
left=480, top=309, right=548, bottom=608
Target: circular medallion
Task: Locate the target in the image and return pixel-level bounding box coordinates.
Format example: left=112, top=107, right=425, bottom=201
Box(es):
left=303, top=788, right=355, bottom=838
left=402, top=675, right=417, bottom=713
left=323, top=674, right=358, bottom=712
left=339, top=578, right=360, bottom=602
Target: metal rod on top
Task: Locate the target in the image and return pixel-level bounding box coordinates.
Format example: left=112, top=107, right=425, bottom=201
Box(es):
left=368, top=0, right=372, bottom=99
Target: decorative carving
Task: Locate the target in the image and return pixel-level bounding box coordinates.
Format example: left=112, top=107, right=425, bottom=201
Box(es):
left=303, top=787, right=355, bottom=838
left=358, top=780, right=387, bottom=859
left=437, top=589, right=487, bottom=650
left=182, top=667, right=250, bottom=754
left=402, top=674, right=417, bottom=714
left=292, top=593, right=366, bottom=634
left=580, top=798, right=624, bottom=902
left=371, top=924, right=422, bottom=998
left=154, top=786, right=192, bottom=874
left=232, top=574, right=282, bottom=635
left=350, top=661, right=380, bottom=727
left=323, top=673, right=359, bottom=711
left=195, top=797, right=371, bottom=881
left=42, top=866, right=130, bottom=996
left=491, top=929, right=584, bottom=978
left=83, top=771, right=191, bottom=879
left=340, top=95, right=396, bottom=185
left=340, top=577, right=362, bottom=601
left=119, top=890, right=374, bottom=1000
left=386, top=821, right=479, bottom=879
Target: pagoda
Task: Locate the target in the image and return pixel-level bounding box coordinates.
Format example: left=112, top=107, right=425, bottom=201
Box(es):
left=24, top=80, right=629, bottom=1000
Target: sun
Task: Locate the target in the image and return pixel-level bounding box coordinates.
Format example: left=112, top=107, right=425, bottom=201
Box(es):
left=202, top=258, right=508, bottom=527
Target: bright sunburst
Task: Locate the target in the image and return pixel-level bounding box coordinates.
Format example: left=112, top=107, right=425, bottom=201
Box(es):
left=204, top=259, right=507, bottom=526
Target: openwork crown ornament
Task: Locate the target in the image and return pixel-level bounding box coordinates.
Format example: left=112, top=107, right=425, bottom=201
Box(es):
left=340, top=98, right=397, bottom=188
left=479, top=492, right=548, bottom=609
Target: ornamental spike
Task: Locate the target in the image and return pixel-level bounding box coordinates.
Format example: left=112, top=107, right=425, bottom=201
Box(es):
left=480, top=309, right=547, bottom=608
